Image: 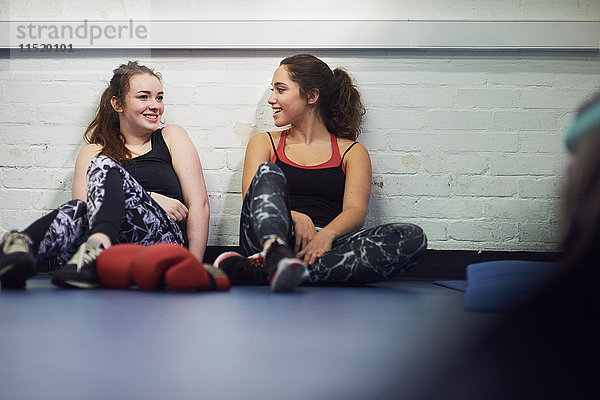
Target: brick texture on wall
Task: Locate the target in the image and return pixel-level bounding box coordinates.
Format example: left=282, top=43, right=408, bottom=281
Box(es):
left=1, top=49, right=599, bottom=251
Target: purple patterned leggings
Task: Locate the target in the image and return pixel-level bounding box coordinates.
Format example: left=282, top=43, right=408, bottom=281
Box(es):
left=240, top=162, right=428, bottom=284
left=36, top=156, right=184, bottom=264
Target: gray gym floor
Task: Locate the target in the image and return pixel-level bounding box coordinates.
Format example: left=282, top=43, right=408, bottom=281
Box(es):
left=1, top=276, right=499, bottom=400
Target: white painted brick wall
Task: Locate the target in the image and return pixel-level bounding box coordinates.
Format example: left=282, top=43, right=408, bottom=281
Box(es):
left=1, top=50, right=599, bottom=251
left=1, top=0, right=599, bottom=252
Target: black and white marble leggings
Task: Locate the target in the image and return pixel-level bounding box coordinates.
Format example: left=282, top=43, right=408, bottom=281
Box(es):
left=36, top=155, right=185, bottom=264
left=239, top=162, right=427, bottom=284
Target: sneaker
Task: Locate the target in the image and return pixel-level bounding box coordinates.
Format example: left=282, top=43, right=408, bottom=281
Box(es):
left=0, top=231, right=36, bottom=289
left=265, top=242, right=309, bottom=293
left=51, top=241, right=105, bottom=289
left=213, top=251, right=268, bottom=285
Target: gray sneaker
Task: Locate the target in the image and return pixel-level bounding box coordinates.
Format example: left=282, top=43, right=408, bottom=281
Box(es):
left=51, top=241, right=104, bottom=289
left=0, top=231, right=36, bottom=289
left=265, top=241, right=309, bottom=293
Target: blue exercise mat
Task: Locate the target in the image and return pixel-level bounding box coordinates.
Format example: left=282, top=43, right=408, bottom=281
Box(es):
left=0, top=278, right=486, bottom=400
left=436, top=260, right=560, bottom=312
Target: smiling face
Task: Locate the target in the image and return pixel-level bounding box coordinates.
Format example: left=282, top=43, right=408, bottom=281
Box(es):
left=268, top=65, right=311, bottom=127
left=114, top=73, right=164, bottom=135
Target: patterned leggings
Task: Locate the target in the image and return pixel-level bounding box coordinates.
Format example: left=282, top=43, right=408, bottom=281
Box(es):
left=35, top=156, right=184, bottom=264
left=239, top=162, right=427, bottom=284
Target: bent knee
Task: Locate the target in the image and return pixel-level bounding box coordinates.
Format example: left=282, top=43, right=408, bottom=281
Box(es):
left=382, top=223, right=426, bottom=239
left=90, top=155, right=119, bottom=169
left=254, top=162, right=286, bottom=186
left=64, top=199, right=86, bottom=207
left=383, top=223, right=427, bottom=253
left=86, top=155, right=122, bottom=179
left=256, top=161, right=283, bottom=176
left=56, top=199, right=88, bottom=221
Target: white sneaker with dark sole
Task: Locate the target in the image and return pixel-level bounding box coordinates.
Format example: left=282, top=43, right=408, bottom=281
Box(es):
left=51, top=241, right=104, bottom=289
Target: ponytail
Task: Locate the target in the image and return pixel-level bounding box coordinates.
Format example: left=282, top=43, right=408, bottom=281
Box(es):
left=84, top=84, right=125, bottom=161
left=328, top=68, right=365, bottom=140
left=280, top=54, right=365, bottom=140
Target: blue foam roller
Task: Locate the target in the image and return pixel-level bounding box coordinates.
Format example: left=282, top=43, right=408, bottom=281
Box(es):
left=465, top=260, right=559, bottom=312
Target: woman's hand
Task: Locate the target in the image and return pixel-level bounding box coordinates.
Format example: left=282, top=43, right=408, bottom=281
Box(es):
left=296, top=229, right=336, bottom=266
left=291, top=211, right=317, bottom=253
left=150, top=192, right=188, bottom=222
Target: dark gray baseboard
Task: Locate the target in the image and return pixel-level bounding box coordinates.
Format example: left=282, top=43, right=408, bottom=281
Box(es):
left=398, top=249, right=561, bottom=281
left=37, top=246, right=562, bottom=281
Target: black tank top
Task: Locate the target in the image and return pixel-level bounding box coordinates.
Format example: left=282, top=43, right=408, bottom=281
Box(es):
left=268, top=130, right=357, bottom=228
left=122, top=128, right=184, bottom=203
left=122, top=128, right=187, bottom=243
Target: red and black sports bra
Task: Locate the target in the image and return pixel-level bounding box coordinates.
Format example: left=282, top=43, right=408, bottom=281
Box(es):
left=267, top=130, right=357, bottom=228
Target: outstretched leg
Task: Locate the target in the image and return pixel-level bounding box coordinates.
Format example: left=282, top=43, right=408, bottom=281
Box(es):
left=308, top=223, right=427, bottom=284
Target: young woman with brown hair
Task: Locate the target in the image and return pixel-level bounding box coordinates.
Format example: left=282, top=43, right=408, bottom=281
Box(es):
left=215, top=54, right=427, bottom=292
left=0, top=61, right=209, bottom=289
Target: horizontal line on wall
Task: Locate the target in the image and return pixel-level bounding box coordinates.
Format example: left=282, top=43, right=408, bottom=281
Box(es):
left=1, top=20, right=599, bottom=50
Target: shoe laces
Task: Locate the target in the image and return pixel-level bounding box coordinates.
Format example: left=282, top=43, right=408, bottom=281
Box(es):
left=1, top=231, right=32, bottom=254
left=71, top=243, right=103, bottom=273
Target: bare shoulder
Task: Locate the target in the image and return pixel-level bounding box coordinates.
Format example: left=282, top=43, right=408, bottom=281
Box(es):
left=161, top=124, right=189, bottom=140
left=246, top=131, right=280, bottom=159
left=77, top=143, right=102, bottom=159
left=339, top=139, right=369, bottom=159
left=161, top=125, right=194, bottom=155
left=249, top=130, right=281, bottom=147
